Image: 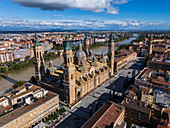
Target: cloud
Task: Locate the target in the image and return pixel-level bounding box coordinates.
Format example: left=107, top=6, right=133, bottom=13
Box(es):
left=12, top=0, right=130, bottom=14
left=0, top=17, right=169, bottom=30
left=112, top=0, right=130, bottom=5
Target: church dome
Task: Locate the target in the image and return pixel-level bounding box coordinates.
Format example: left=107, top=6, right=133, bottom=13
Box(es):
left=74, top=50, right=86, bottom=58
left=74, top=42, right=86, bottom=58
left=74, top=43, right=87, bottom=65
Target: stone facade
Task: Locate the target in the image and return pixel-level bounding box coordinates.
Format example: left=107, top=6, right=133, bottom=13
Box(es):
left=38, top=33, right=115, bottom=106
left=34, top=33, right=46, bottom=81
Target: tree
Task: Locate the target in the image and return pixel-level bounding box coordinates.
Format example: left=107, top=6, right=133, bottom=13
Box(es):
left=25, top=55, right=30, bottom=60
left=52, top=45, right=64, bottom=50
left=0, top=67, right=7, bottom=73
left=14, top=58, right=21, bottom=62
left=12, top=80, right=25, bottom=89
left=30, top=76, right=37, bottom=83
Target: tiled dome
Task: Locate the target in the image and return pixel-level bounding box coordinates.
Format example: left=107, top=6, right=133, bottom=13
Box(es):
left=74, top=50, right=86, bottom=58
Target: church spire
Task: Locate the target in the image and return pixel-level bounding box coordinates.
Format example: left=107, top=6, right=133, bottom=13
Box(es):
left=63, top=31, right=76, bottom=105
left=35, top=33, right=40, bottom=46
left=66, top=31, right=69, bottom=41
left=107, top=33, right=115, bottom=76
left=84, top=33, right=89, bottom=54
left=33, top=33, right=45, bottom=81
left=64, top=31, right=71, bottom=51
left=64, top=41, right=71, bottom=51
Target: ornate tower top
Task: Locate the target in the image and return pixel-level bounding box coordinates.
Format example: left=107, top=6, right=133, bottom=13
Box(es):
left=84, top=33, right=89, bottom=55
left=35, top=33, right=40, bottom=46
left=66, top=31, right=69, bottom=41
left=85, top=33, right=89, bottom=41
left=64, top=31, right=72, bottom=51
left=64, top=41, right=71, bottom=51
left=110, top=33, right=114, bottom=43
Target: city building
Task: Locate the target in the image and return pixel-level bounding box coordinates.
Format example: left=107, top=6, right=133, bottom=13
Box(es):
left=135, top=68, right=170, bottom=94
left=122, top=94, right=152, bottom=126
left=122, top=85, right=170, bottom=127
left=0, top=52, right=14, bottom=63
left=141, top=90, right=154, bottom=106
left=0, top=83, right=59, bottom=128
left=34, top=33, right=115, bottom=106
left=147, top=61, right=170, bottom=71
left=139, top=86, right=154, bottom=106
left=13, top=49, right=30, bottom=61
left=154, top=91, right=170, bottom=105
left=82, top=101, right=125, bottom=128
left=114, top=52, right=137, bottom=72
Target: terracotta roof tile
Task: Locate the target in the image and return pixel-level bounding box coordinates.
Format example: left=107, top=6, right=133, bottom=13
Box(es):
left=82, top=101, right=124, bottom=128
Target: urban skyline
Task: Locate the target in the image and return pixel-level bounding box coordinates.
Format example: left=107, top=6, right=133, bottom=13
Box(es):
left=0, top=1, right=170, bottom=128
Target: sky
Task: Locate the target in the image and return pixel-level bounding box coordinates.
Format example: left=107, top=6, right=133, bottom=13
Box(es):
left=0, top=0, right=170, bottom=30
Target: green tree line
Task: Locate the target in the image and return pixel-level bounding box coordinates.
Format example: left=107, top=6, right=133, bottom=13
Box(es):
left=0, top=52, right=58, bottom=74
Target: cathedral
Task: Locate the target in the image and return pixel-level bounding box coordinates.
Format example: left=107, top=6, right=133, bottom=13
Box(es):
left=33, top=32, right=115, bottom=106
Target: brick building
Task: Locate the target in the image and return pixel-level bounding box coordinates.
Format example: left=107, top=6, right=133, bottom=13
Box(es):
left=82, top=101, right=125, bottom=128
left=122, top=98, right=152, bottom=126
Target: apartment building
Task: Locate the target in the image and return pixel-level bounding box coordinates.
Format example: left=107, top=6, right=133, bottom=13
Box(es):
left=0, top=83, right=59, bottom=128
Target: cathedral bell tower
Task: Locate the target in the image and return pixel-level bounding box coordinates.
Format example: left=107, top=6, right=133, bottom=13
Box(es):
left=84, top=34, right=89, bottom=55
left=63, top=32, right=76, bottom=105
left=33, top=33, right=45, bottom=82
left=107, top=33, right=115, bottom=76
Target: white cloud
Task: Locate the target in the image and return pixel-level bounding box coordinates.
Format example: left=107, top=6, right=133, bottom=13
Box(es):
left=0, top=17, right=169, bottom=30
left=12, top=0, right=130, bottom=14
left=112, top=0, right=130, bottom=5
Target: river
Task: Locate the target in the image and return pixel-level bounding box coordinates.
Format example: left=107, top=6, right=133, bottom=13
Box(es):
left=0, top=37, right=136, bottom=95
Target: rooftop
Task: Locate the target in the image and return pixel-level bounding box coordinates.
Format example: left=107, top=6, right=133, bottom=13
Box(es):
left=122, top=99, right=151, bottom=114
left=148, top=60, right=170, bottom=66
left=152, top=47, right=168, bottom=53
left=82, top=101, right=124, bottom=128
left=0, top=89, right=58, bottom=127
left=115, top=56, right=127, bottom=63
left=136, top=68, right=170, bottom=91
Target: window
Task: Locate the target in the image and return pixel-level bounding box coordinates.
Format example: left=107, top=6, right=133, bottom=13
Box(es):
left=71, top=74, right=73, bottom=79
